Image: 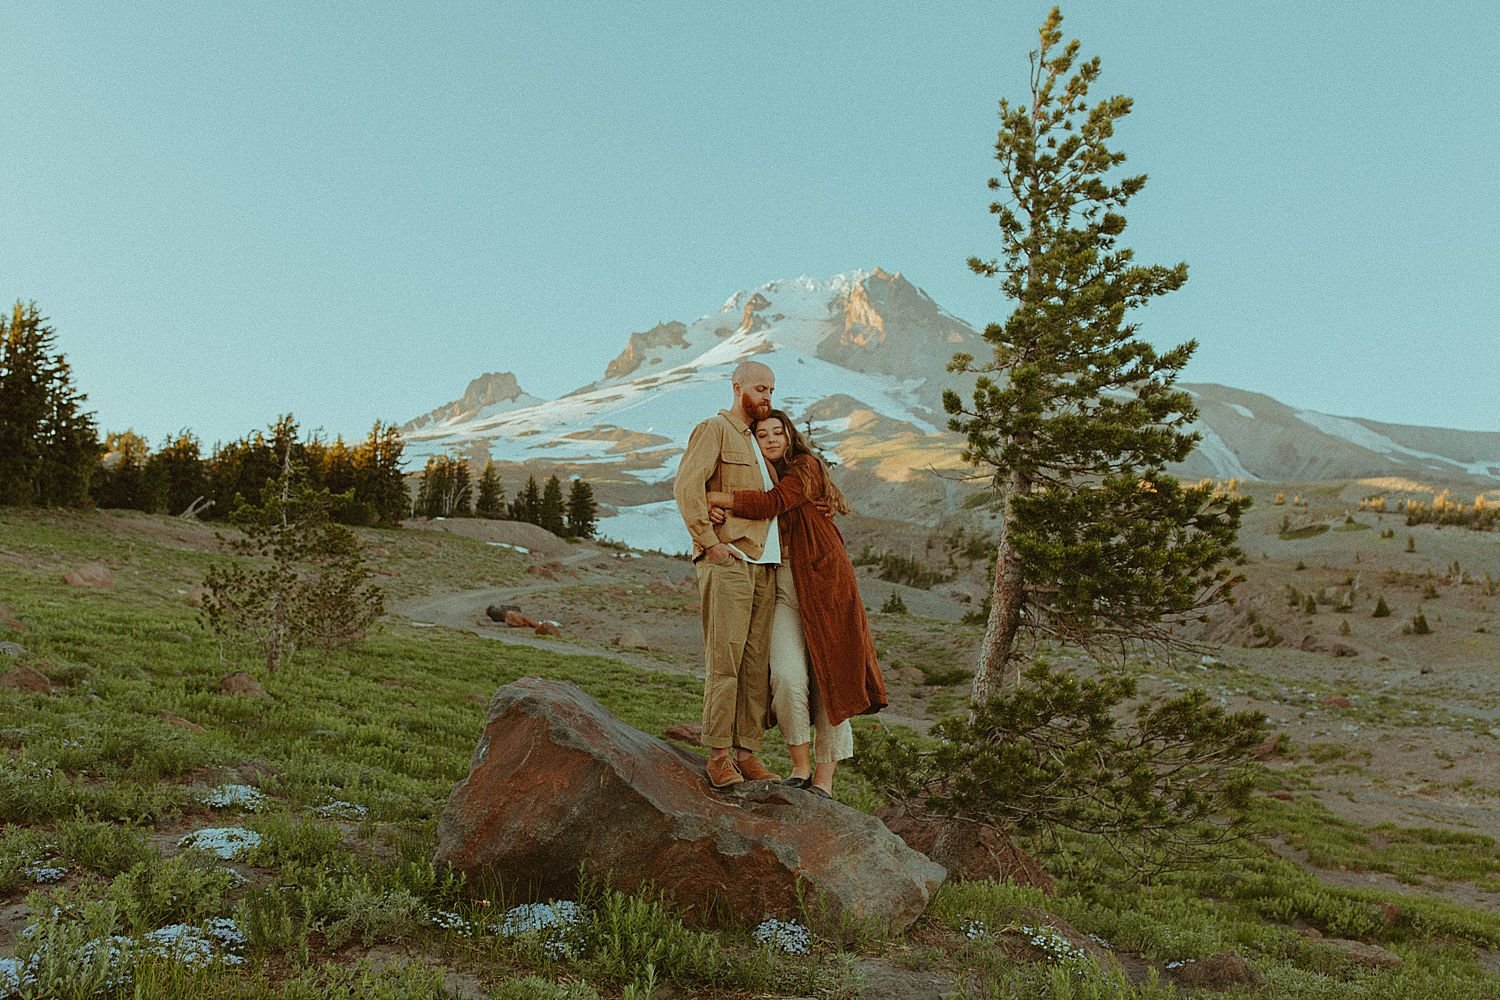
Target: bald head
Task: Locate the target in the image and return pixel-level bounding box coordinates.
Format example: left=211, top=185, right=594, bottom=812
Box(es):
left=730, top=360, right=775, bottom=423
left=732, top=360, right=774, bottom=387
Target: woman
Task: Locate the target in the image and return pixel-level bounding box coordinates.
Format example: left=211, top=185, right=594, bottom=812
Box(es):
left=707, top=409, right=886, bottom=798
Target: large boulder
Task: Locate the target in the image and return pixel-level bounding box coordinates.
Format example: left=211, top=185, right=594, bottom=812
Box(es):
left=434, top=678, right=944, bottom=934
left=63, top=562, right=113, bottom=589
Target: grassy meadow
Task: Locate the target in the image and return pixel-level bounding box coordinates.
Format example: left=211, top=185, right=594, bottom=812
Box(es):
left=2, top=507, right=1500, bottom=998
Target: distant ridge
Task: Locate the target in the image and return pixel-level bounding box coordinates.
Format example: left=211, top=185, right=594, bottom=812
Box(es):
left=400, top=269, right=1500, bottom=548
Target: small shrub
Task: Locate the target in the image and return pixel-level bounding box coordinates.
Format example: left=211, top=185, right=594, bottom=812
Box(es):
left=1372, top=596, right=1392, bottom=618
left=1405, top=611, right=1432, bottom=636
left=106, top=853, right=240, bottom=934
left=881, top=592, right=909, bottom=615
left=857, top=663, right=1267, bottom=876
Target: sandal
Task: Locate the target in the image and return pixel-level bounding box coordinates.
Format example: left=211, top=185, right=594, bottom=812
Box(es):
left=809, top=785, right=833, bottom=800
left=781, top=775, right=812, bottom=789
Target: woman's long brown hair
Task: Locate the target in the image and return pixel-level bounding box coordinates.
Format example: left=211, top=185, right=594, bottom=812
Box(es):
left=757, top=409, right=851, bottom=515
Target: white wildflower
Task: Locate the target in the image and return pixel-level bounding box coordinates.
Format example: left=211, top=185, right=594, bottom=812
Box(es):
left=21, top=861, right=68, bottom=883
left=177, top=827, right=261, bottom=860
left=314, top=799, right=368, bottom=820
left=1021, top=925, right=1088, bottom=966
left=495, top=901, right=585, bottom=959
left=753, top=917, right=812, bottom=955
left=199, top=784, right=265, bottom=811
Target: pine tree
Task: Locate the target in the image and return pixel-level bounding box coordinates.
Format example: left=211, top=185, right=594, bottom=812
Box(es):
left=475, top=460, right=505, bottom=519
left=449, top=459, right=473, bottom=517
left=539, top=475, right=566, bottom=535
left=148, top=430, right=208, bottom=517
left=201, top=448, right=383, bottom=672
left=0, top=302, right=99, bottom=506
left=566, top=478, right=598, bottom=539
left=510, top=475, right=542, bottom=524
left=944, top=9, right=1249, bottom=700
left=95, top=430, right=152, bottom=510
left=351, top=421, right=408, bottom=527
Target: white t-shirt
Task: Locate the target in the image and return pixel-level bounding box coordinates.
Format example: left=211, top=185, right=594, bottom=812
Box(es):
left=728, top=444, right=780, bottom=565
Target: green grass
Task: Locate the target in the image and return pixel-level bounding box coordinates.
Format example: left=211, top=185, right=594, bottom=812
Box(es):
left=4, top=508, right=1500, bottom=997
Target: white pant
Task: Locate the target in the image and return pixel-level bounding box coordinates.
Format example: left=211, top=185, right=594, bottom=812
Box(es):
left=769, top=567, right=853, bottom=763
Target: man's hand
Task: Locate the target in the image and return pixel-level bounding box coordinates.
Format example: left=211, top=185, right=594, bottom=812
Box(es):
left=708, top=505, right=727, bottom=525
left=703, top=542, right=740, bottom=564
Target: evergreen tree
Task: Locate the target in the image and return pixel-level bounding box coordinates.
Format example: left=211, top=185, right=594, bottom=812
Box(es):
left=148, top=430, right=208, bottom=516
left=415, top=455, right=473, bottom=517
left=944, top=9, right=1249, bottom=699
left=95, top=430, right=152, bottom=510
left=201, top=449, right=383, bottom=672
left=475, top=460, right=506, bottom=519
left=539, top=474, right=566, bottom=535
left=208, top=430, right=278, bottom=515
left=0, top=302, right=99, bottom=506
left=565, top=477, right=598, bottom=539
left=0, top=302, right=52, bottom=504
left=351, top=421, right=408, bottom=526
left=510, top=475, right=542, bottom=524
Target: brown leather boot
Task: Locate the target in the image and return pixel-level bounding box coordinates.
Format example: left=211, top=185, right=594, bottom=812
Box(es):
left=706, top=755, right=744, bottom=789
left=733, top=753, right=780, bottom=782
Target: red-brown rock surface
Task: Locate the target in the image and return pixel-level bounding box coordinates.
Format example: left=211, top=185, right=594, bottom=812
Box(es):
left=0, top=665, right=52, bottom=695
left=63, top=562, right=113, bottom=589
left=434, top=678, right=944, bottom=933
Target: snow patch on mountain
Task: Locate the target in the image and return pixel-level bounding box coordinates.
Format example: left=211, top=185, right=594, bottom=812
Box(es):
left=597, top=499, right=691, bottom=556
left=1225, top=403, right=1254, bottom=419
left=1188, top=423, right=1259, bottom=481
left=1294, top=411, right=1500, bottom=480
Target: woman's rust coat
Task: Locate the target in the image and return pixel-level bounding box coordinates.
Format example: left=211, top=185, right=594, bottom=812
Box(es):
left=733, top=454, right=887, bottom=726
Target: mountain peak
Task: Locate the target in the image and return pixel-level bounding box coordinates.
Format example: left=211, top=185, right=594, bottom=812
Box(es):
left=400, top=371, right=540, bottom=436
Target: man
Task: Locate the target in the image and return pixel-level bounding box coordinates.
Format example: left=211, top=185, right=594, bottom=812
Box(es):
left=674, top=359, right=782, bottom=788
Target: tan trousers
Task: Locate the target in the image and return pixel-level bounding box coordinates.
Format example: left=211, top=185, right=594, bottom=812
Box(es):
left=770, top=567, right=853, bottom=762
left=696, top=557, right=776, bottom=751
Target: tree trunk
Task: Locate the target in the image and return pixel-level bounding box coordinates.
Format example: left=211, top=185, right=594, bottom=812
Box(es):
left=972, top=467, right=1028, bottom=703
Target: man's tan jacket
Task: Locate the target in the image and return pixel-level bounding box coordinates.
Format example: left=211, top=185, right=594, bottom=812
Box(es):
left=675, top=409, right=778, bottom=560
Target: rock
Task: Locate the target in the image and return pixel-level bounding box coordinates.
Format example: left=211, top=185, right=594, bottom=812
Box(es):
left=614, top=627, right=649, bottom=649
left=528, top=563, right=560, bottom=581
left=0, top=665, right=52, bottom=695
left=63, top=562, right=113, bottom=589
left=434, top=678, right=945, bottom=933
left=645, top=579, right=677, bottom=596
left=465, top=693, right=488, bottom=705
left=1170, top=951, right=1263, bottom=990
left=534, top=621, right=561, bottom=637
left=893, top=667, right=925, bottom=685
left=485, top=604, right=521, bottom=623
left=159, top=711, right=204, bottom=733
left=1327, top=643, right=1359, bottom=657
left=1323, top=937, right=1403, bottom=970
left=182, top=585, right=210, bottom=607
left=1319, top=695, right=1351, bottom=709
left=1251, top=733, right=1284, bottom=760
left=0, top=601, right=24, bottom=630
left=217, top=671, right=268, bottom=698
left=0, top=641, right=29, bottom=657
left=1420, top=665, right=1434, bottom=675
left=503, top=610, right=539, bottom=629
left=663, top=723, right=703, bottom=746
left=1266, top=791, right=1294, bottom=801
left=876, top=805, right=1053, bottom=891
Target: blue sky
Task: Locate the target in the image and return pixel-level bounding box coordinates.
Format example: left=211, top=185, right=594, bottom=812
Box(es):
left=2, top=3, right=1496, bottom=447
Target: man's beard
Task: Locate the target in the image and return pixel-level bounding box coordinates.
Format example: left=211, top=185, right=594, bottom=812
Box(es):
left=740, top=393, right=771, bottom=420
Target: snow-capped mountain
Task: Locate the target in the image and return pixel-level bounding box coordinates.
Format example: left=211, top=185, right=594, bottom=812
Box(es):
left=401, top=268, right=1500, bottom=551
